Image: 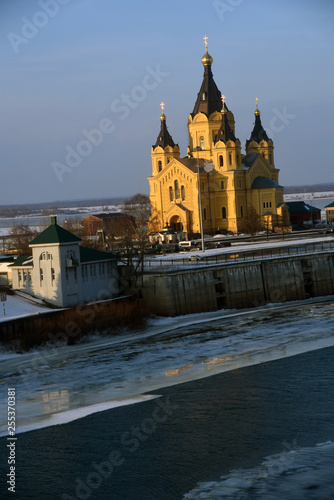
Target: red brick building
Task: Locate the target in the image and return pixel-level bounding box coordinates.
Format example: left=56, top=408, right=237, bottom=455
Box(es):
left=285, top=201, right=321, bottom=227
left=81, top=213, right=125, bottom=236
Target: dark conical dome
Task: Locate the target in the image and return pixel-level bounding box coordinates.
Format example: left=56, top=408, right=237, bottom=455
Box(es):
left=153, top=111, right=177, bottom=149
left=214, top=108, right=236, bottom=144
left=192, top=43, right=224, bottom=118
left=246, top=107, right=270, bottom=145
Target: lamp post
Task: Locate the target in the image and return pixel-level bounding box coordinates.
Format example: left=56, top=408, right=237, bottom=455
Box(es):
left=194, top=147, right=205, bottom=252
left=194, top=147, right=214, bottom=252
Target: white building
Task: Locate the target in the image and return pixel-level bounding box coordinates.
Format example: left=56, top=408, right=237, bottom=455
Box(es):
left=10, top=217, right=119, bottom=307
left=0, top=254, right=17, bottom=286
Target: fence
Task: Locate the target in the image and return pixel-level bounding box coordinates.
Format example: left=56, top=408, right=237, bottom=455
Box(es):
left=142, top=240, right=334, bottom=272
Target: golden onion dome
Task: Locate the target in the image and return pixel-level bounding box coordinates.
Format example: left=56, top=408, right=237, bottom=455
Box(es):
left=160, top=112, right=166, bottom=121
left=201, top=47, right=213, bottom=66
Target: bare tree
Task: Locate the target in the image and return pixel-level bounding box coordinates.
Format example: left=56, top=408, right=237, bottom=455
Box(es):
left=275, top=216, right=291, bottom=240
left=61, top=218, right=104, bottom=250
left=121, top=194, right=151, bottom=272
left=9, top=225, right=39, bottom=255
left=104, top=214, right=136, bottom=258
left=239, top=206, right=262, bottom=241
left=262, top=211, right=273, bottom=241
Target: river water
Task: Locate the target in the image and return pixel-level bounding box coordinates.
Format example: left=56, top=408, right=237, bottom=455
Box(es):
left=0, top=297, right=334, bottom=499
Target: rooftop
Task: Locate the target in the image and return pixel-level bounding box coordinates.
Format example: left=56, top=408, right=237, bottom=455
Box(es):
left=251, top=176, right=282, bottom=189
left=79, top=246, right=118, bottom=263
left=29, top=223, right=82, bottom=246
left=285, top=201, right=321, bottom=213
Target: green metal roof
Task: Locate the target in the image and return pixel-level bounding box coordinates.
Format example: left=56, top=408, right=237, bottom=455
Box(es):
left=79, top=246, right=118, bottom=263
left=285, top=201, right=320, bottom=213
left=324, top=201, right=334, bottom=208
left=29, top=223, right=82, bottom=245
left=9, top=255, right=33, bottom=267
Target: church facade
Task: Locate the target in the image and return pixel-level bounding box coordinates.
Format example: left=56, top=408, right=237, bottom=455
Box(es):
left=148, top=39, right=289, bottom=236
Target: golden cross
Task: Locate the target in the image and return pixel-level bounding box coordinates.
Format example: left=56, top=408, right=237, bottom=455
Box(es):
left=203, top=35, right=208, bottom=48
left=160, top=101, right=165, bottom=112
left=221, top=95, right=226, bottom=108
left=255, top=97, right=259, bottom=109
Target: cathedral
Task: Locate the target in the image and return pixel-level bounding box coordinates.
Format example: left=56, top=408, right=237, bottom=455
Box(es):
left=148, top=38, right=289, bottom=236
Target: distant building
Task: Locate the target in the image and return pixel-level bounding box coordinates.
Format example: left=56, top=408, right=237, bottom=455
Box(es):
left=325, top=201, right=334, bottom=225
left=10, top=217, right=119, bottom=307
left=0, top=254, right=17, bottom=286
left=81, top=213, right=125, bottom=236
left=148, top=38, right=290, bottom=237
left=285, top=201, right=321, bottom=227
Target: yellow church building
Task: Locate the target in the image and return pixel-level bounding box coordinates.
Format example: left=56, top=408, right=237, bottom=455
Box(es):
left=148, top=38, right=289, bottom=236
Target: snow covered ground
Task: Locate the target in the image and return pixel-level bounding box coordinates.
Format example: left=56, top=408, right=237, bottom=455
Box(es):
left=153, top=235, right=334, bottom=261
left=284, top=191, right=334, bottom=201
left=0, top=294, right=53, bottom=322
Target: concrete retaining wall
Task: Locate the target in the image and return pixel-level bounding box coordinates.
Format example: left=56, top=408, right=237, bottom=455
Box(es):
left=141, top=253, right=334, bottom=316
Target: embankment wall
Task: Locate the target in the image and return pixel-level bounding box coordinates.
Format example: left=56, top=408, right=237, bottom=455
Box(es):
left=0, top=296, right=143, bottom=350
left=141, top=253, right=334, bottom=315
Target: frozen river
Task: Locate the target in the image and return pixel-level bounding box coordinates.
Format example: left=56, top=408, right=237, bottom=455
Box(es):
left=1, top=297, right=333, bottom=437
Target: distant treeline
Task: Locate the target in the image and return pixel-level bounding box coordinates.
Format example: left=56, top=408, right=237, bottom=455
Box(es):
left=284, top=183, right=334, bottom=194
left=1, top=184, right=334, bottom=217
left=0, top=197, right=129, bottom=217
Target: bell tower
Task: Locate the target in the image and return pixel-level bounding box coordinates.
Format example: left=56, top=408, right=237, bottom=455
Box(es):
left=151, top=102, right=180, bottom=176
left=213, top=96, right=242, bottom=170
left=188, top=36, right=236, bottom=161
left=246, top=98, right=275, bottom=168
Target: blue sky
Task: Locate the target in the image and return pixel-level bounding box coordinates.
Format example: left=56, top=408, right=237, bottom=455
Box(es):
left=1, top=0, right=334, bottom=205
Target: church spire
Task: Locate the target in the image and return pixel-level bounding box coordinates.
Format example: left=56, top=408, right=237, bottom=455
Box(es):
left=214, top=95, right=236, bottom=143
left=246, top=97, right=270, bottom=145
left=192, top=36, right=223, bottom=117
left=153, top=102, right=177, bottom=149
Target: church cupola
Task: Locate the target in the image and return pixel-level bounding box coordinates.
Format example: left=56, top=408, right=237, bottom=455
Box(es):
left=246, top=98, right=275, bottom=166
left=213, top=96, right=242, bottom=170
left=214, top=97, right=236, bottom=144
left=191, top=36, right=222, bottom=118
left=188, top=36, right=236, bottom=157
left=151, top=102, right=180, bottom=176
left=153, top=103, right=177, bottom=149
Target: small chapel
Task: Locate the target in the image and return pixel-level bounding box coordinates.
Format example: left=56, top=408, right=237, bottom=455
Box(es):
left=148, top=37, right=290, bottom=236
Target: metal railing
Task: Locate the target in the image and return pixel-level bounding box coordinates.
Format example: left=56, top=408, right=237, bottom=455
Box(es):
left=142, top=240, right=334, bottom=273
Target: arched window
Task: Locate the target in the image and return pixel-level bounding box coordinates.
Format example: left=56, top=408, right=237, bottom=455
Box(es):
left=219, top=155, right=224, bottom=167
left=200, top=136, right=205, bottom=150
left=65, top=250, right=75, bottom=260
left=39, top=251, right=52, bottom=261
left=202, top=92, right=207, bottom=101
left=174, top=180, right=180, bottom=199
left=181, top=185, right=185, bottom=201
left=269, top=154, right=272, bottom=164
left=229, top=152, right=232, bottom=165
left=222, top=207, right=227, bottom=220
left=221, top=180, right=224, bottom=189
left=240, top=206, right=244, bottom=218
left=158, top=160, right=162, bottom=172
left=169, top=186, right=174, bottom=202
